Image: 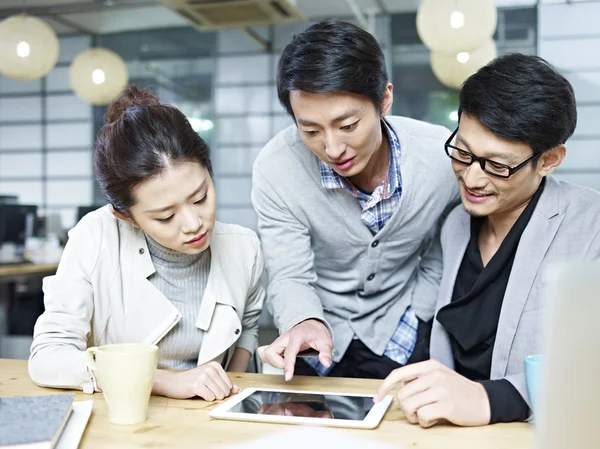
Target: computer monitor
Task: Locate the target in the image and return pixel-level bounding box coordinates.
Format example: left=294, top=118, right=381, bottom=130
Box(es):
left=0, top=204, right=38, bottom=246
left=77, top=205, right=102, bottom=223
left=0, top=195, right=18, bottom=205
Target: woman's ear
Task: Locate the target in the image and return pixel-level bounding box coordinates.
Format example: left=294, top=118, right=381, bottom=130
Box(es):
left=111, top=207, right=138, bottom=228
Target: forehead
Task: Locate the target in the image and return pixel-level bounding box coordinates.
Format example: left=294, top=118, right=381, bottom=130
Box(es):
left=289, top=90, right=374, bottom=123
left=132, top=161, right=208, bottom=207
left=457, top=114, right=533, bottom=161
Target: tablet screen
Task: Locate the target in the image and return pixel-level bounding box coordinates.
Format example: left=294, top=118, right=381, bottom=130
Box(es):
left=229, top=390, right=376, bottom=421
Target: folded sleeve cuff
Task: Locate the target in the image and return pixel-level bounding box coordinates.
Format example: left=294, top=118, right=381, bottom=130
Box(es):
left=480, top=378, right=531, bottom=424
left=236, top=330, right=258, bottom=355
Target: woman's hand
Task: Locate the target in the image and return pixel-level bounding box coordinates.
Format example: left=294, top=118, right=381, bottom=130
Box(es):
left=153, top=361, right=240, bottom=401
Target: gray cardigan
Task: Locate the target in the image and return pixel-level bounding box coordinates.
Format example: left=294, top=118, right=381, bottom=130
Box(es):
left=430, top=175, right=600, bottom=410
left=251, top=116, right=460, bottom=362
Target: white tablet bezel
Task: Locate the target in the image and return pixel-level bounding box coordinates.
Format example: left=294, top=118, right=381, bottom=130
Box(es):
left=208, top=388, right=393, bottom=429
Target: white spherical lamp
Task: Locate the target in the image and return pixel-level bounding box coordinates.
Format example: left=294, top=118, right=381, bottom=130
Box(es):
left=0, top=14, right=59, bottom=80
left=69, top=48, right=128, bottom=106
left=431, top=39, right=498, bottom=90
left=417, top=0, right=497, bottom=54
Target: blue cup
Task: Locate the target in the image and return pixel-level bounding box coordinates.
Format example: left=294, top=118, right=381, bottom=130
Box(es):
left=524, top=354, right=543, bottom=414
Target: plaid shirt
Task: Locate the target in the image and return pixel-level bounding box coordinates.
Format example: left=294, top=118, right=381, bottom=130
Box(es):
left=305, top=120, right=418, bottom=376
left=319, top=121, right=402, bottom=234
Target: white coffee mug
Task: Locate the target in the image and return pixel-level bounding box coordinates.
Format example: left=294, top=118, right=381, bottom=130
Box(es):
left=85, top=343, right=158, bottom=425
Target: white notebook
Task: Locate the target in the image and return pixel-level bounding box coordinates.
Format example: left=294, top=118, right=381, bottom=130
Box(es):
left=56, top=401, right=93, bottom=449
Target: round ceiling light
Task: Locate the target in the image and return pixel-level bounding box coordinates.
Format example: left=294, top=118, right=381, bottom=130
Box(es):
left=417, top=0, right=497, bottom=54
left=430, top=39, right=498, bottom=90
left=0, top=14, right=59, bottom=80
left=69, top=48, right=129, bottom=106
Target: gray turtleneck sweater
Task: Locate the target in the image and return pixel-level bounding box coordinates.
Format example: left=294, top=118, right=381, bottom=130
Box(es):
left=146, top=235, right=211, bottom=371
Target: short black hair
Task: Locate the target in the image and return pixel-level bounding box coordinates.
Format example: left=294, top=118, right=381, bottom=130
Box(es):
left=459, top=53, right=577, bottom=154
left=277, top=19, right=388, bottom=118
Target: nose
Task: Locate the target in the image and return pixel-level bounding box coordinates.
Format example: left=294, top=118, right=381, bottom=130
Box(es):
left=324, top=132, right=345, bottom=161
left=461, top=160, right=488, bottom=188
left=180, top=206, right=202, bottom=234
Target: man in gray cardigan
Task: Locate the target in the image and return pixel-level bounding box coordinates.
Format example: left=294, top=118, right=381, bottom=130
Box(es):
left=375, top=54, right=600, bottom=427
left=252, top=19, right=459, bottom=380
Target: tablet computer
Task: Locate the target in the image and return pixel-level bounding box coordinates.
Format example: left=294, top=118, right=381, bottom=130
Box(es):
left=208, top=388, right=393, bottom=429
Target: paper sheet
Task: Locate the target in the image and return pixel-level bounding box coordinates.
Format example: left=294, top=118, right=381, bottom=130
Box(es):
left=55, top=400, right=93, bottom=449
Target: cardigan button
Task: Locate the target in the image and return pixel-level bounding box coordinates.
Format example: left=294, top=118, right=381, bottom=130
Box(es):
left=367, top=273, right=375, bottom=281
left=371, top=240, right=379, bottom=248
left=139, top=248, right=145, bottom=255
left=235, top=329, right=240, bottom=335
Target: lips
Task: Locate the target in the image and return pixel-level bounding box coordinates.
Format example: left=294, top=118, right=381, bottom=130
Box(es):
left=331, top=157, right=355, bottom=171
left=463, top=185, right=495, bottom=204
left=465, top=188, right=493, bottom=197
left=185, top=232, right=207, bottom=245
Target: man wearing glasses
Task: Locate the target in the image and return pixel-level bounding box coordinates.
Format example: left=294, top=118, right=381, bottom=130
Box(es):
left=375, top=53, right=600, bottom=426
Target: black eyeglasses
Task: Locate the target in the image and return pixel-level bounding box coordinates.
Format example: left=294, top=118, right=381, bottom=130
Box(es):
left=444, top=128, right=541, bottom=179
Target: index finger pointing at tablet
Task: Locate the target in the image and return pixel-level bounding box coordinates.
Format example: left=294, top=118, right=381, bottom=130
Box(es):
left=283, top=333, right=303, bottom=381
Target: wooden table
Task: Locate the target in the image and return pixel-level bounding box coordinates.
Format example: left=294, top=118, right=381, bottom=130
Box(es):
left=0, top=359, right=534, bottom=448
left=0, top=263, right=58, bottom=280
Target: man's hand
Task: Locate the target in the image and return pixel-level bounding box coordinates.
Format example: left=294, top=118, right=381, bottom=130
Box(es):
left=257, top=319, right=333, bottom=381
left=374, top=360, right=491, bottom=428
left=153, top=362, right=240, bottom=401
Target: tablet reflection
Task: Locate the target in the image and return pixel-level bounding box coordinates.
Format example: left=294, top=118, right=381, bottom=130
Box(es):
left=257, top=401, right=333, bottom=419
left=232, top=392, right=373, bottom=420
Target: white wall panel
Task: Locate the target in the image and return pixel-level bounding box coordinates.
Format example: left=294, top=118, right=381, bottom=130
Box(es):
left=0, top=97, right=42, bottom=122
left=0, top=153, right=43, bottom=178
left=47, top=122, right=92, bottom=149
left=0, top=77, right=41, bottom=94
left=217, top=207, right=257, bottom=230
left=539, top=3, right=600, bottom=38
left=216, top=116, right=271, bottom=145
left=215, top=86, right=271, bottom=115
left=46, top=180, right=93, bottom=206
left=47, top=95, right=91, bottom=121
left=539, top=38, right=600, bottom=71
left=216, top=55, right=271, bottom=84
left=573, top=106, right=600, bottom=138
left=0, top=125, right=42, bottom=150
left=215, top=177, right=252, bottom=206
left=47, top=151, right=92, bottom=177
left=0, top=181, right=42, bottom=203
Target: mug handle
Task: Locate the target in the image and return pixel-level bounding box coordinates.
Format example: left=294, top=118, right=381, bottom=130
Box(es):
left=85, top=347, right=98, bottom=372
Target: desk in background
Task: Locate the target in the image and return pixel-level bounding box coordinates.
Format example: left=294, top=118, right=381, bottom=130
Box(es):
left=0, top=358, right=533, bottom=449
left=0, top=263, right=58, bottom=358
left=0, top=263, right=58, bottom=280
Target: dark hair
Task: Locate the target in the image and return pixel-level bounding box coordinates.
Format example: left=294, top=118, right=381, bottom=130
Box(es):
left=277, top=19, right=388, bottom=118
left=94, top=85, right=212, bottom=212
left=459, top=53, right=577, bottom=154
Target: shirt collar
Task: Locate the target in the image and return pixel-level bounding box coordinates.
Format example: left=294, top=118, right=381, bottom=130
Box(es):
left=319, top=119, right=401, bottom=197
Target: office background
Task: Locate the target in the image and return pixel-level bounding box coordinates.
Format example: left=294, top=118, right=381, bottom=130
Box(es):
left=1, top=0, right=598, bottom=234
left=0, top=0, right=598, bottom=358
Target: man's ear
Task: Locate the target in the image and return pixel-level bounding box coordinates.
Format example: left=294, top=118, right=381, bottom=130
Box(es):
left=537, top=144, right=566, bottom=177
left=112, top=207, right=138, bottom=228
left=380, top=82, right=394, bottom=117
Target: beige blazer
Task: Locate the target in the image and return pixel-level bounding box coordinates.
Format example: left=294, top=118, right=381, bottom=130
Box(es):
left=29, top=206, right=265, bottom=394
